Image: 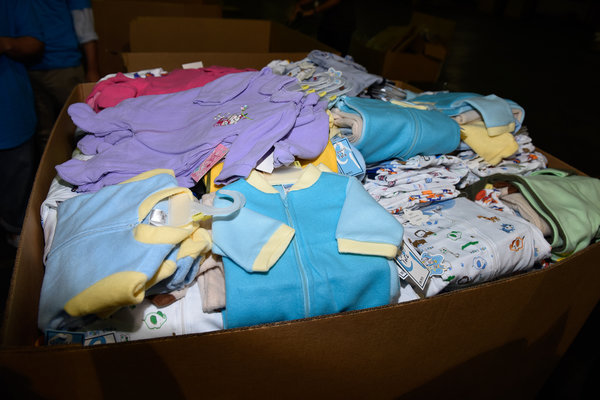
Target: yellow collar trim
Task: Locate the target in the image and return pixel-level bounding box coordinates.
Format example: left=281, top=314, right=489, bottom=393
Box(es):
left=246, top=163, right=326, bottom=193
left=138, top=187, right=193, bottom=222
left=120, top=169, right=174, bottom=185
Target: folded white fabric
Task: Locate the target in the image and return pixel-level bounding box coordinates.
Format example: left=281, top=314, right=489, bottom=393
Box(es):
left=77, top=278, right=223, bottom=341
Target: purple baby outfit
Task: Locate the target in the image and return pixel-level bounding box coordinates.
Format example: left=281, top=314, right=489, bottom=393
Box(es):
left=58, top=67, right=329, bottom=192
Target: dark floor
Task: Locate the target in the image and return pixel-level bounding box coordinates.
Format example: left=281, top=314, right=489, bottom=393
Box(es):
left=1, top=0, right=599, bottom=397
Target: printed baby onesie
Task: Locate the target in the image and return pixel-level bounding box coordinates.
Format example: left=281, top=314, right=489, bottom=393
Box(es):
left=399, top=197, right=551, bottom=297
left=363, top=155, right=469, bottom=214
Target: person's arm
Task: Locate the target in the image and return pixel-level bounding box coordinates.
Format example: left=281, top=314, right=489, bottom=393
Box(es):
left=81, top=40, right=99, bottom=82
left=71, top=7, right=100, bottom=82
left=0, top=35, right=44, bottom=63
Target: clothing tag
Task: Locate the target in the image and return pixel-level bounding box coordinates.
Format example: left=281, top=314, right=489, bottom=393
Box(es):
left=395, top=239, right=431, bottom=290
left=181, top=61, right=204, bottom=69
left=332, top=137, right=364, bottom=177
left=403, top=209, right=430, bottom=226
left=45, top=329, right=122, bottom=346
left=149, top=209, right=167, bottom=226
left=255, top=151, right=275, bottom=173
left=84, top=332, right=118, bottom=346
left=191, top=144, right=229, bottom=182
left=168, top=192, right=192, bottom=227
left=45, top=329, right=85, bottom=346
left=397, top=265, right=409, bottom=280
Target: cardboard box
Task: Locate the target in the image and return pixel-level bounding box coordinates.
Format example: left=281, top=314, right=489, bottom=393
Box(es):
left=349, top=12, right=456, bottom=84
left=91, top=0, right=223, bottom=77
left=128, top=16, right=339, bottom=54
left=122, top=52, right=314, bottom=72
left=1, top=83, right=599, bottom=398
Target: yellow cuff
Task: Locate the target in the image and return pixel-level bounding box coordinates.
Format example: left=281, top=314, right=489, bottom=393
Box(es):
left=252, top=224, right=295, bottom=272
left=338, top=238, right=398, bottom=258
left=64, top=271, right=148, bottom=317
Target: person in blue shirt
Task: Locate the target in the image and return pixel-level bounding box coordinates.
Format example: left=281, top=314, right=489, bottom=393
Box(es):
left=0, top=0, right=44, bottom=248
left=28, top=0, right=99, bottom=156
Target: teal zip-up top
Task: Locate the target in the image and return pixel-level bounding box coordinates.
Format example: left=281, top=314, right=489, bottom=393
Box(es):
left=211, top=164, right=404, bottom=329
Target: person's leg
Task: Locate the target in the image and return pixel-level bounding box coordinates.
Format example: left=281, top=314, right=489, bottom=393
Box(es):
left=28, top=69, right=57, bottom=159
left=28, top=66, right=84, bottom=158
left=0, top=137, right=37, bottom=247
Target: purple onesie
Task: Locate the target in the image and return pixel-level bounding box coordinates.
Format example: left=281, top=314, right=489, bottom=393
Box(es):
left=58, top=67, right=329, bottom=192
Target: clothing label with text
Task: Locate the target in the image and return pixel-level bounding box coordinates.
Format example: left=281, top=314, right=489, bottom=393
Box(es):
left=395, top=239, right=431, bottom=290
left=191, top=144, right=229, bottom=182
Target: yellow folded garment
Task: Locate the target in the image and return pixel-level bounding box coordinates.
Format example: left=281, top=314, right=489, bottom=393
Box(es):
left=460, top=120, right=519, bottom=166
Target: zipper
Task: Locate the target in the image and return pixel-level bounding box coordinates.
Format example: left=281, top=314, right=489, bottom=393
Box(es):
left=46, top=222, right=136, bottom=260
left=276, top=186, right=310, bottom=318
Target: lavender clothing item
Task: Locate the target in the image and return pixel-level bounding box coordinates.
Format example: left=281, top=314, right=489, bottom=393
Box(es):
left=307, top=50, right=383, bottom=97
left=58, top=68, right=329, bottom=192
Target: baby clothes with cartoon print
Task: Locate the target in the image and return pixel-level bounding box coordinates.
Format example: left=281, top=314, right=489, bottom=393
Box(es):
left=400, top=197, right=551, bottom=297
left=363, top=155, right=469, bottom=214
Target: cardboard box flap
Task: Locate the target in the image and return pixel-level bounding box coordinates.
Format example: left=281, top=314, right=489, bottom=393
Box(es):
left=129, top=16, right=338, bottom=54
left=349, top=11, right=455, bottom=83
left=410, top=11, right=456, bottom=46
left=365, top=12, right=454, bottom=53
left=92, top=0, right=223, bottom=76
left=122, top=52, right=313, bottom=72
left=268, top=21, right=338, bottom=53
left=130, top=17, right=271, bottom=53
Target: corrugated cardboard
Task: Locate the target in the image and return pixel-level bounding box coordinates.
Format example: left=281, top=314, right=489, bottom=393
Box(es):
left=91, top=0, right=223, bottom=77
left=349, top=12, right=456, bottom=84
left=122, top=52, right=313, bottom=72
left=128, top=16, right=339, bottom=54
left=1, top=83, right=599, bottom=398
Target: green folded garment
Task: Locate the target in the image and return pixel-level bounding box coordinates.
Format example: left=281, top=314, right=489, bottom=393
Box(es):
left=464, top=169, right=600, bottom=260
